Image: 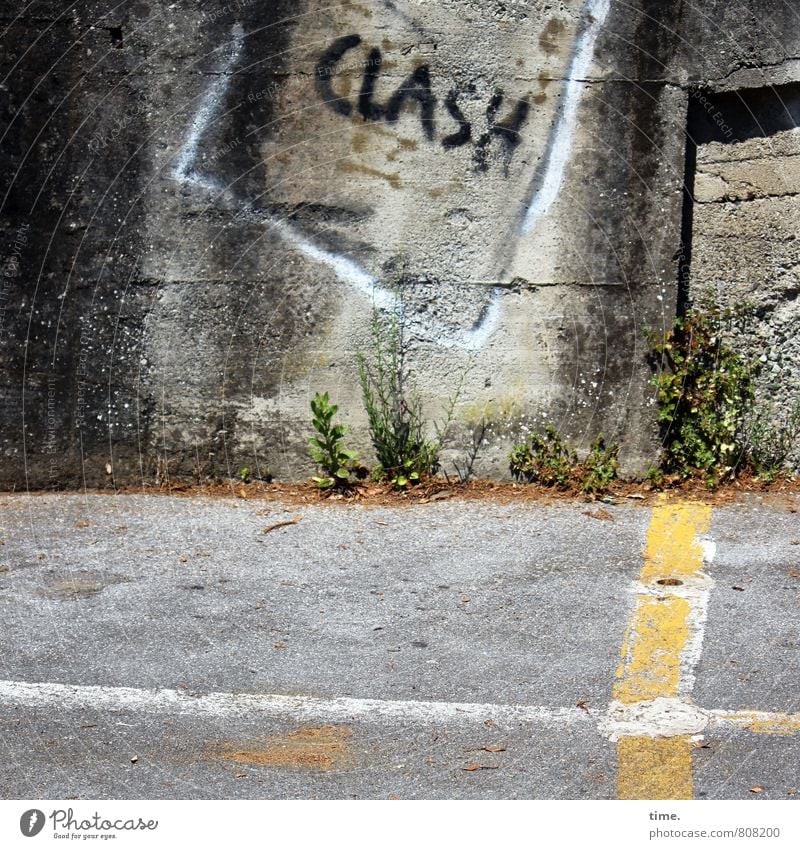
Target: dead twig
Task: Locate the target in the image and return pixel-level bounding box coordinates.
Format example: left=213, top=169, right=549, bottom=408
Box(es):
left=262, top=517, right=302, bottom=534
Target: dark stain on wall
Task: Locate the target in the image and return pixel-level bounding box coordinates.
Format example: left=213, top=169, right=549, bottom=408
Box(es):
left=553, top=1, right=691, bottom=457
left=214, top=1, right=305, bottom=201
left=1, top=12, right=150, bottom=488
left=539, top=17, right=566, bottom=55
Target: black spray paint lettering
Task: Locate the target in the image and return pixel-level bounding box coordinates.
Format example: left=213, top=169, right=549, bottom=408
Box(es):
left=315, top=34, right=530, bottom=165
left=315, top=34, right=363, bottom=116
left=473, top=90, right=531, bottom=171
left=441, top=90, right=471, bottom=149
left=358, top=47, right=384, bottom=121
left=384, top=64, right=436, bottom=140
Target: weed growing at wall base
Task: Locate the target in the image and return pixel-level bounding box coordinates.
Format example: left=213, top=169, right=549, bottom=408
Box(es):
left=357, top=299, right=467, bottom=489
left=451, top=418, right=489, bottom=484
left=509, top=425, right=576, bottom=489
left=308, top=392, right=360, bottom=490
left=582, top=434, right=620, bottom=494
left=509, top=426, right=619, bottom=494
left=746, top=399, right=800, bottom=481
left=645, top=301, right=755, bottom=488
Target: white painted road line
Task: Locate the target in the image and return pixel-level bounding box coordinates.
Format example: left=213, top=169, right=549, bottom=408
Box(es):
left=3, top=679, right=797, bottom=739
left=600, top=698, right=800, bottom=741
left=0, top=679, right=595, bottom=726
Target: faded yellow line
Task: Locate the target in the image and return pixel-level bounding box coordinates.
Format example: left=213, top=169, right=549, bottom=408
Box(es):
left=639, top=500, right=712, bottom=584
left=614, top=595, right=690, bottom=704
left=615, top=497, right=712, bottom=800
left=617, top=736, right=695, bottom=800
left=713, top=711, right=800, bottom=736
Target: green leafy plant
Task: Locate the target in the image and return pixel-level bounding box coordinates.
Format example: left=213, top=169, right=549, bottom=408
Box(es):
left=645, top=465, right=664, bottom=487
left=645, top=302, right=755, bottom=488
left=239, top=466, right=250, bottom=483
left=582, top=434, right=619, bottom=494
left=308, top=392, right=359, bottom=490
left=509, top=425, right=577, bottom=489
left=510, top=427, right=619, bottom=494
left=357, top=302, right=466, bottom=489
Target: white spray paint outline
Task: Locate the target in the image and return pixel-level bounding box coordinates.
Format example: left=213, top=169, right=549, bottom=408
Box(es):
left=521, top=0, right=611, bottom=235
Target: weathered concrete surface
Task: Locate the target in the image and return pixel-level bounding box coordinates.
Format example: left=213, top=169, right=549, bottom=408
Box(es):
left=694, top=502, right=800, bottom=713
left=0, top=492, right=799, bottom=799
left=0, top=494, right=648, bottom=703
left=691, top=114, right=800, bottom=466
left=1, top=2, right=800, bottom=487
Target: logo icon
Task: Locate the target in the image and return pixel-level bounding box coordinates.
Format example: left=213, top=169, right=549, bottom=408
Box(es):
left=19, top=810, right=45, bottom=837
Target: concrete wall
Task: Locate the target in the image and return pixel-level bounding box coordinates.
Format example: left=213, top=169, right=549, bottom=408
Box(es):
left=689, top=84, right=800, bottom=465
left=2, top=1, right=800, bottom=488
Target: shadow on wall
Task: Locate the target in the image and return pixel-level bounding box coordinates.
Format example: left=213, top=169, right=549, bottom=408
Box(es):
left=688, top=81, right=800, bottom=146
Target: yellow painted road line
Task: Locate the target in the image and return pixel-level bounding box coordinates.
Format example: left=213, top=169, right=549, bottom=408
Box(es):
left=639, top=500, right=713, bottom=584
left=615, top=498, right=712, bottom=800
left=614, top=595, right=691, bottom=704
left=711, top=710, right=800, bottom=736
left=617, top=736, right=694, bottom=800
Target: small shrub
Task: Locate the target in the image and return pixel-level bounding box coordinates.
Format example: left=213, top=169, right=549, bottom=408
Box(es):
left=510, top=427, right=619, bottom=494
left=645, top=302, right=755, bottom=488
left=308, top=392, right=359, bottom=490
left=239, top=466, right=250, bottom=483
left=357, top=302, right=466, bottom=489
left=509, top=425, right=577, bottom=489
left=582, top=434, right=619, bottom=494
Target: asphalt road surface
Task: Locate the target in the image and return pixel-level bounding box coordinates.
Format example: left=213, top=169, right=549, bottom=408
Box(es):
left=0, top=491, right=798, bottom=799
